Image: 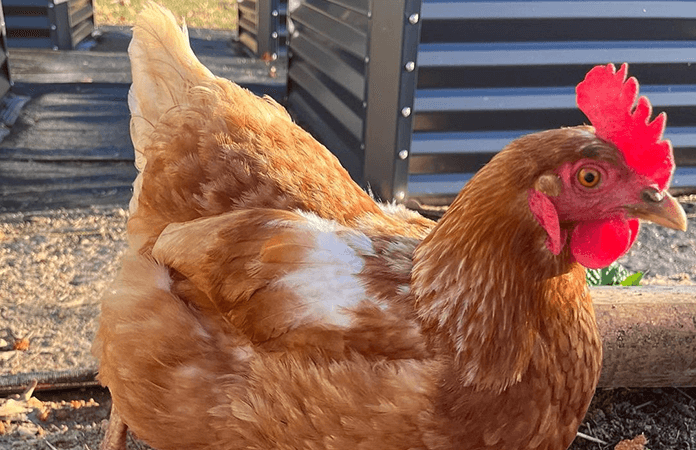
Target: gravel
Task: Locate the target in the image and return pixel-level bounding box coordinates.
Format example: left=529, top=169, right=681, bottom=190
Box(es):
left=0, top=206, right=128, bottom=377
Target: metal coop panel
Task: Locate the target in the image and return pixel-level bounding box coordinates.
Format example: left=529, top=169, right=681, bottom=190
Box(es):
left=410, top=0, right=696, bottom=204
left=238, top=0, right=288, bottom=59
left=286, top=0, right=371, bottom=180
left=288, top=0, right=696, bottom=205
left=3, top=0, right=94, bottom=50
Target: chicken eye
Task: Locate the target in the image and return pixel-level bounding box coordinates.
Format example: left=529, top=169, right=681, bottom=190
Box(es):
left=577, top=168, right=601, bottom=188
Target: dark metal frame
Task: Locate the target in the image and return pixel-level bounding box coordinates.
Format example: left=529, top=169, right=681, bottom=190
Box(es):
left=362, top=0, right=422, bottom=201
left=238, top=0, right=288, bottom=59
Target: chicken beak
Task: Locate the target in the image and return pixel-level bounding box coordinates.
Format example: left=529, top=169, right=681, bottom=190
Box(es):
left=626, top=189, right=688, bottom=231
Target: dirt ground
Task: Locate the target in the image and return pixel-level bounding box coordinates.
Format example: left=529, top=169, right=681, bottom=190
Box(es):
left=0, top=196, right=695, bottom=450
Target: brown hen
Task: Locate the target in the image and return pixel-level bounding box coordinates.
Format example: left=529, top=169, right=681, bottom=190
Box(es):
left=93, top=4, right=687, bottom=450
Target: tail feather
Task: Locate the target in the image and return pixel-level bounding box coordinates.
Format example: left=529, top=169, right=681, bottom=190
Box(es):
left=124, top=3, right=431, bottom=252
left=128, top=2, right=214, bottom=212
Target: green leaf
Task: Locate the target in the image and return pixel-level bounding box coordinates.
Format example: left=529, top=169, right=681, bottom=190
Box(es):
left=586, top=262, right=642, bottom=286
left=600, top=265, right=620, bottom=285
left=620, top=272, right=644, bottom=286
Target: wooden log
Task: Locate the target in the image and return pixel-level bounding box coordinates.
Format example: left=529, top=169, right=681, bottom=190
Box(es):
left=593, top=286, right=696, bottom=388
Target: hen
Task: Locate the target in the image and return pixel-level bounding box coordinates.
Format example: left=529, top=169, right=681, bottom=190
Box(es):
left=93, top=4, right=687, bottom=450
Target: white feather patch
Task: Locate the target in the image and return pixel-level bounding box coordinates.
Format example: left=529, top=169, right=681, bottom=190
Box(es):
left=274, top=213, right=373, bottom=327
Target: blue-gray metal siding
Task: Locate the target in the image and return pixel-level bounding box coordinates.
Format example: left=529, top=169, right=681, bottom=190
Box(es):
left=410, top=0, right=696, bottom=204
left=287, top=0, right=696, bottom=204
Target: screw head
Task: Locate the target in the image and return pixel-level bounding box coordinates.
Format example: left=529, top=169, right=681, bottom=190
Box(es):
left=408, top=13, right=419, bottom=24
left=401, top=107, right=412, bottom=118
left=398, top=150, right=409, bottom=160
left=404, top=61, right=415, bottom=72
left=271, top=31, right=278, bottom=39
left=272, top=10, right=278, bottom=16
left=395, top=191, right=406, bottom=201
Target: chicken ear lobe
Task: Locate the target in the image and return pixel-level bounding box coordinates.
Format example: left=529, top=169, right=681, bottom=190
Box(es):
left=528, top=189, right=567, bottom=255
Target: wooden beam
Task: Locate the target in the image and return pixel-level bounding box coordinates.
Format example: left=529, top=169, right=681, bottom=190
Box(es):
left=592, top=286, right=696, bottom=388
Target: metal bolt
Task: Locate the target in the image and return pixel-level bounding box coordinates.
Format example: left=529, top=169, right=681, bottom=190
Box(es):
left=48, top=2, right=54, bottom=8
left=272, top=53, right=278, bottom=60
left=395, top=191, right=406, bottom=201
left=398, top=150, right=409, bottom=160
left=404, top=61, right=415, bottom=72
left=271, top=31, right=278, bottom=39
left=272, top=10, right=278, bottom=17
left=52, top=46, right=58, bottom=51
left=408, top=13, right=419, bottom=24
left=360, top=144, right=365, bottom=150
left=364, top=56, right=370, bottom=63
left=362, top=101, right=367, bottom=108
left=50, top=25, right=57, bottom=31
left=401, top=107, right=412, bottom=118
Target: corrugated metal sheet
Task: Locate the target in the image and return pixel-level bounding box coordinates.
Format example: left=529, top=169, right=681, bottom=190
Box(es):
left=411, top=0, right=696, bottom=204
left=2, top=0, right=94, bottom=50
left=287, top=0, right=696, bottom=204
left=286, top=0, right=370, bottom=180
left=238, top=0, right=288, bottom=59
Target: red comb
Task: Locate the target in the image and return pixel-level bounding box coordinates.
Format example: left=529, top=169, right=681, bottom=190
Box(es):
left=576, top=63, right=674, bottom=190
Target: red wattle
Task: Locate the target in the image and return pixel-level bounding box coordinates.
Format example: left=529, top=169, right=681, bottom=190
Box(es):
left=570, top=217, right=639, bottom=269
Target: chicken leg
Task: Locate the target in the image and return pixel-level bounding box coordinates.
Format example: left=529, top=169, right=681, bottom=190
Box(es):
left=101, top=404, right=128, bottom=450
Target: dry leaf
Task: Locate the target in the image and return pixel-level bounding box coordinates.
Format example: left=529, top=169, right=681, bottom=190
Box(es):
left=13, top=337, right=30, bottom=351
left=615, top=434, right=647, bottom=450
